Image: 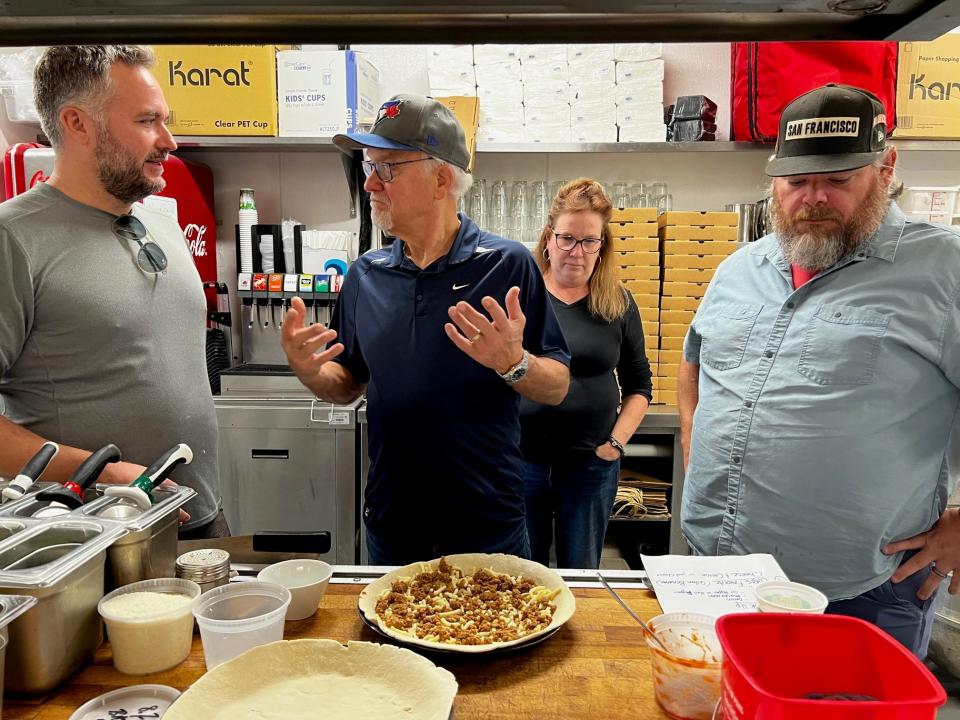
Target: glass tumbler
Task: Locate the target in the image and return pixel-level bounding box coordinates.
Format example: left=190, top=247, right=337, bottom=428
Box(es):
left=468, top=178, right=489, bottom=229
left=529, top=181, right=550, bottom=244
left=549, top=180, right=568, bottom=200
left=509, top=180, right=528, bottom=243
left=491, top=180, right=509, bottom=238
left=612, top=182, right=630, bottom=209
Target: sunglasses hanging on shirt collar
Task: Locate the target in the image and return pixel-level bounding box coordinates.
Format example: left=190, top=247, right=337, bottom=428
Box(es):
left=112, top=214, right=168, bottom=274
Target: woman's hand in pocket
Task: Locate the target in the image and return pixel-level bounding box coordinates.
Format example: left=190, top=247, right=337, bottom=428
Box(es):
left=594, top=442, right=621, bottom=462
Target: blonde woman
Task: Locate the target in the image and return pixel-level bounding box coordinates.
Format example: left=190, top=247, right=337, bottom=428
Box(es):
left=520, top=178, right=653, bottom=569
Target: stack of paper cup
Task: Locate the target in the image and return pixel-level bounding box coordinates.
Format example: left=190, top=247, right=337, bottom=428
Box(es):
left=238, top=188, right=258, bottom=273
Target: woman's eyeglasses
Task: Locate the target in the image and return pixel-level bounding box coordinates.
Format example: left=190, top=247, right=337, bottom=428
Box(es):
left=552, top=231, right=604, bottom=254
left=112, top=215, right=168, bottom=274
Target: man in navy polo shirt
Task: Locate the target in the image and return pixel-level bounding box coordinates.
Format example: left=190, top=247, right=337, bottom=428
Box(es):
left=281, top=94, right=571, bottom=565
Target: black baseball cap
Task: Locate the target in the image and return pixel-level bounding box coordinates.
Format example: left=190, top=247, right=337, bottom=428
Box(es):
left=333, top=94, right=471, bottom=171
left=766, top=84, right=888, bottom=177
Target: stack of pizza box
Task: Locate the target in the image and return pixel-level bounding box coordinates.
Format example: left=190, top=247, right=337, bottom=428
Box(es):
left=655, top=210, right=740, bottom=405
left=611, top=207, right=661, bottom=381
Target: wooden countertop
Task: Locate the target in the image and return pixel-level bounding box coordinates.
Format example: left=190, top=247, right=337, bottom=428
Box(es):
left=5, top=584, right=670, bottom=720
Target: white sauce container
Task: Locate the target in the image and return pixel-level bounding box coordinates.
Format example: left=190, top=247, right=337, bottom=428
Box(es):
left=98, top=577, right=201, bottom=675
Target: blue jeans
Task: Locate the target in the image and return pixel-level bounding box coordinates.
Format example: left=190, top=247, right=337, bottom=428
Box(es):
left=522, top=454, right=620, bottom=569
left=826, top=549, right=940, bottom=659
left=365, top=522, right=530, bottom=566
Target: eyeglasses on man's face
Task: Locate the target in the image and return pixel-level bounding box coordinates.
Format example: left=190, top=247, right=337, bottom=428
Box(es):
left=112, top=214, right=168, bottom=274
left=551, top=231, right=604, bottom=254
left=361, top=157, right=435, bottom=183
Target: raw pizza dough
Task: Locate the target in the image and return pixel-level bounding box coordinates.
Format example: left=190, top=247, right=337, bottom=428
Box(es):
left=358, top=553, right=577, bottom=653
left=164, top=639, right=457, bottom=719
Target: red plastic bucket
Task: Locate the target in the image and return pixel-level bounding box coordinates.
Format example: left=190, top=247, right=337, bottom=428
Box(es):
left=715, top=613, right=946, bottom=719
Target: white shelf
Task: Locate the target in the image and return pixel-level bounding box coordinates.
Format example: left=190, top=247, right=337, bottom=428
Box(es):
left=172, top=137, right=960, bottom=154
left=477, top=141, right=766, bottom=153
left=173, top=136, right=338, bottom=152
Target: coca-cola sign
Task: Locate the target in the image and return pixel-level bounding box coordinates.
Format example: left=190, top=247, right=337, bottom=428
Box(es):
left=29, top=169, right=48, bottom=189
left=183, top=222, right=208, bottom=258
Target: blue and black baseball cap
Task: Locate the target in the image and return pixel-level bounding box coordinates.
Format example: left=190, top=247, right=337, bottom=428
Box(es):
left=333, top=93, right=470, bottom=171
left=766, top=84, right=888, bottom=177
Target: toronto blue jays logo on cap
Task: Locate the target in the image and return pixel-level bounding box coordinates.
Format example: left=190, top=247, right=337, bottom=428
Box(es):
left=377, top=99, right=403, bottom=122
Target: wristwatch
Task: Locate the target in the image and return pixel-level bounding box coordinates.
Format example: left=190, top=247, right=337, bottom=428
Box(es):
left=498, top=350, right=530, bottom=384
left=608, top=435, right=626, bottom=458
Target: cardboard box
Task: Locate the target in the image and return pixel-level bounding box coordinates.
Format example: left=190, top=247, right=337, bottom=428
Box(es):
left=637, top=307, right=660, bottom=323
left=612, top=237, right=659, bottom=252
left=659, top=211, right=739, bottom=227
left=609, top=221, right=658, bottom=238
left=612, top=251, right=660, bottom=266
left=631, top=293, right=660, bottom=310
left=659, top=323, right=689, bottom=337
left=656, top=377, right=678, bottom=391
left=622, top=279, right=660, bottom=294
left=647, top=348, right=660, bottom=364
left=659, top=362, right=680, bottom=376
left=437, top=96, right=480, bottom=171
left=661, top=296, right=701, bottom=311
left=895, top=35, right=960, bottom=139
left=664, top=267, right=716, bottom=283
left=277, top=50, right=381, bottom=137
left=618, top=265, right=661, bottom=281
left=645, top=334, right=660, bottom=350
left=611, top=207, right=658, bottom=223
left=660, top=310, right=695, bottom=325
left=661, top=240, right=738, bottom=256
left=662, top=281, right=709, bottom=298
left=646, top=321, right=660, bottom=335
left=659, top=349, right=684, bottom=364
left=660, top=225, right=739, bottom=241
left=663, top=254, right=727, bottom=269
left=152, top=45, right=287, bottom=136
left=658, top=390, right=678, bottom=405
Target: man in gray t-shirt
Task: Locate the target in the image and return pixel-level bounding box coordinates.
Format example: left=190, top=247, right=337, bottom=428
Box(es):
left=0, top=45, right=223, bottom=536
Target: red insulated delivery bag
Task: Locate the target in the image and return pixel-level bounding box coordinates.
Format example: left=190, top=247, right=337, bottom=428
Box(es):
left=731, top=41, right=898, bottom=143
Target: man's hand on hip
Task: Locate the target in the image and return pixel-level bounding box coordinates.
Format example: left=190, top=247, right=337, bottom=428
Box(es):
left=444, top=286, right=525, bottom=374
left=281, top=297, right=345, bottom=388
left=883, top=507, right=960, bottom=600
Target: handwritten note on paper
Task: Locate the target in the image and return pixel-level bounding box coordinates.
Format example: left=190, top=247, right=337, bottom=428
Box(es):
left=640, top=554, right=789, bottom=616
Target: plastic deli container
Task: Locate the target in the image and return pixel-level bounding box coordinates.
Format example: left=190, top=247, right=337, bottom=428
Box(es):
left=193, top=581, right=290, bottom=669
left=715, top=613, right=946, bottom=719
left=646, top=612, right=723, bottom=720
left=98, top=578, right=201, bottom=675
left=754, top=580, right=828, bottom=614
left=68, top=684, right=181, bottom=720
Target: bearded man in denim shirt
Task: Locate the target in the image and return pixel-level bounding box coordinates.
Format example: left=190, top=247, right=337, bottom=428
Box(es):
left=679, top=84, right=960, bottom=658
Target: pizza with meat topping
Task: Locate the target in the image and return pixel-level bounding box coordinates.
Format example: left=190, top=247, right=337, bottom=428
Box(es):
left=358, top=553, right=577, bottom=653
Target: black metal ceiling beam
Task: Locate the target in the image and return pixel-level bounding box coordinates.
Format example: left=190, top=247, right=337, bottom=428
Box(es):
left=0, top=3, right=956, bottom=45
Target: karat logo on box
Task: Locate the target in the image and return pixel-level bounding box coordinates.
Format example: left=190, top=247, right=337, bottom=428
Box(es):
left=168, top=60, right=252, bottom=87
left=908, top=73, right=960, bottom=101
